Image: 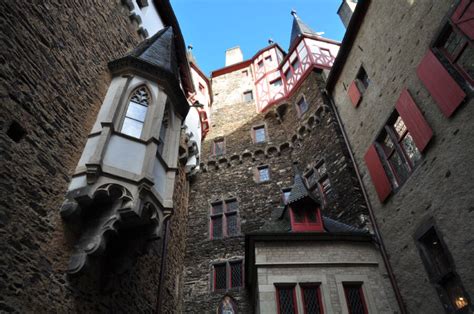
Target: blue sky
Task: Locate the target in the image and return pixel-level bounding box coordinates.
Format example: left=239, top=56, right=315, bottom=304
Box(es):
left=171, top=0, right=346, bottom=76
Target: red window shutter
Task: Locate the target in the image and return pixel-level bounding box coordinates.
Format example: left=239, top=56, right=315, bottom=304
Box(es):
left=416, top=49, right=466, bottom=117
left=395, top=89, right=433, bottom=152
left=451, top=0, right=474, bottom=40
left=348, top=80, right=362, bottom=107
left=364, top=144, right=392, bottom=202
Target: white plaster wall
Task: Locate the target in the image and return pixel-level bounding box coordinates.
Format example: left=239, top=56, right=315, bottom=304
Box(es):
left=132, top=0, right=164, bottom=37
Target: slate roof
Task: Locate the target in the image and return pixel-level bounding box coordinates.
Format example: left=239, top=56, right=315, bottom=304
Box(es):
left=290, top=12, right=319, bottom=48
left=123, top=26, right=178, bottom=77
left=286, top=173, right=321, bottom=206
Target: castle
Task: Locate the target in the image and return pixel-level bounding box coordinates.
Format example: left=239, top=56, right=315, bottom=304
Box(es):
left=1, top=0, right=473, bottom=313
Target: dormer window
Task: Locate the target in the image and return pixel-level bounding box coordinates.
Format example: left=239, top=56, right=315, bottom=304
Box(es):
left=121, top=86, right=150, bottom=138
left=289, top=206, right=323, bottom=232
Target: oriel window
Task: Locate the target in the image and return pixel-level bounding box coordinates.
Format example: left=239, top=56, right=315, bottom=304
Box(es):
left=121, top=86, right=150, bottom=138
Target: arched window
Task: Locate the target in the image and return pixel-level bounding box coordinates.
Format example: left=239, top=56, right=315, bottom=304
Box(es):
left=121, top=86, right=150, bottom=138
left=157, top=106, right=169, bottom=155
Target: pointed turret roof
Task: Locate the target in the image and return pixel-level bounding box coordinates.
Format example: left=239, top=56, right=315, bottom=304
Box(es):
left=289, top=10, right=318, bottom=48
left=287, top=164, right=321, bottom=207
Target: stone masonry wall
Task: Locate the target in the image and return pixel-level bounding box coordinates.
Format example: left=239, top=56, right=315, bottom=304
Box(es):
left=330, top=1, right=474, bottom=312
left=183, top=69, right=368, bottom=313
left=0, top=1, right=180, bottom=312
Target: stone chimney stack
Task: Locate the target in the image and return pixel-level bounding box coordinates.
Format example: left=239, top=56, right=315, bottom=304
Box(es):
left=225, top=46, right=243, bottom=66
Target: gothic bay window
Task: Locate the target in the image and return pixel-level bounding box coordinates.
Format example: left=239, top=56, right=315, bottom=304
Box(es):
left=253, top=125, right=267, bottom=143
left=416, top=226, right=471, bottom=312
left=301, top=284, right=324, bottom=314
left=297, top=96, right=309, bottom=117
left=213, top=260, right=243, bottom=291
left=376, top=113, right=421, bottom=189
left=213, top=138, right=225, bottom=156
left=275, top=284, right=298, bottom=314
left=257, top=165, right=270, bottom=182
left=210, top=199, right=240, bottom=239
left=343, top=283, right=368, bottom=314
left=121, top=86, right=150, bottom=138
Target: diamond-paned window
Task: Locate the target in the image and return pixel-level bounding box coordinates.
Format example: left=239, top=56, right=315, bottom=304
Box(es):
left=302, top=285, right=323, bottom=314
left=343, top=284, right=368, bottom=314
left=227, top=213, right=238, bottom=236
left=276, top=286, right=297, bottom=314
left=214, top=264, right=227, bottom=290
left=210, top=199, right=239, bottom=239
left=212, top=216, right=223, bottom=239
left=212, top=260, right=243, bottom=292
left=230, top=262, right=242, bottom=288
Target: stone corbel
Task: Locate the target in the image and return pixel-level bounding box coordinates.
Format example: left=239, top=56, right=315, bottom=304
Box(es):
left=85, top=163, right=102, bottom=185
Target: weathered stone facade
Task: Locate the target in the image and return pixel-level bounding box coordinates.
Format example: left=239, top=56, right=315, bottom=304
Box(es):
left=183, top=68, right=368, bottom=312
left=0, top=1, right=190, bottom=312
left=328, top=1, right=474, bottom=312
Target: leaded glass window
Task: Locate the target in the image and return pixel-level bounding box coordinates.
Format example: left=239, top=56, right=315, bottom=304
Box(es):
left=214, top=264, right=227, bottom=290
left=343, top=284, right=367, bottom=314
left=121, top=86, right=150, bottom=138
left=276, top=285, right=297, bottom=314
left=210, top=199, right=239, bottom=239
left=302, top=285, right=323, bottom=314
left=230, top=262, right=242, bottom=288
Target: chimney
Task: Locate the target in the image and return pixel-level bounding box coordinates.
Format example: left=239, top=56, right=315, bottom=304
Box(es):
left=337, top=0, right=357, bottom=28
left=225, top=46, right=243, bottom=66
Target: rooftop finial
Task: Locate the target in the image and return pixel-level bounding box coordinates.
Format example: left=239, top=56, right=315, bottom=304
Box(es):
left=268, top=38, right=274, bottom=45
left=291, top=9, right=297, bottom=17
left=187, top=44, right=193, bottom=51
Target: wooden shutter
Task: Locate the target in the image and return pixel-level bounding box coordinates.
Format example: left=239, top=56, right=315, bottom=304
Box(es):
left=364, top=144, right=392, bottom=202
left=451, top=0, right=474, bottom=40
left=348, top=80, right=362, bottom=107
left=395, top=89, right=433, bottom=152
left=416, top=49, right=466, bottom=117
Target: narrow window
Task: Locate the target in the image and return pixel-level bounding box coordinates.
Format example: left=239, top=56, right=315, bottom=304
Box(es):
left=210, top=199, right=239, bottom=239
left=230, top=261, right=243, bottom=288
left=157, top=107, right=169, bottom=155
left=276, top=285, right=297, bottom=314
left=225, top=199, right=239, bottom=237
left=297, top=96, right=309, bottom=116
left=282, top=188, right=292, bottom=204
left=258, top=60, right=264, bottom=68
left=343, top=283, right=368, bottom=314
left=199, top=83, right=206, bottom=94
left=253, top=125, right=267, bottom=143
left=121, top=86, right=149, bottom=138
left=213, top=138, right=225, bottom=156
left=291, top=57, right=300, bottom=71
left=356, top=66, right=370, bottom=91
left=211, top=202, right=224, bottom=239
left=301, top=284, right=324, bottom=314
left=265, top=55, right=273, bottom=63
left=271, top=78, right=283, bottom=88
left=243, top=90, right=253, bottom=102
left=257, top=166, right=270, bottom=182
left=214, top=263, right=227, bottom=291
left=242, top=70, right=249, bottom=76
left=285, top=68, right=292, bottom=81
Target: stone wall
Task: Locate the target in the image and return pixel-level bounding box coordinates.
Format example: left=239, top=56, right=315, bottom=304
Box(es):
left=330, top=1, right=474, bottom=312
left=255, top=240, right=396, bottom=314
left=0, top=1, right=187, bottom=312
left=183, top=69, right=368, bottom=313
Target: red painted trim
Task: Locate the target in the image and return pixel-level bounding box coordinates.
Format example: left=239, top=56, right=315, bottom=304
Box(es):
left=416, top=49, right=466, bottom=117
left=212, top=60, right=253, bottom=77
left=364, top=144, right=392, bottom=202
left=343, top=283, right=368, bottom=314
left=348, top=80, right=362, bottom=107
left=451, top=0, right=474, bottom=40
left=395, top=89, right=433, bottom=152
left=275, top=284, right=298, bottom=314
left=289, top=206, right=324, bottom=232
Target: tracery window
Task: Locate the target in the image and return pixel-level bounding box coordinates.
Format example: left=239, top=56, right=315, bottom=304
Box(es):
left=121, top=86, right=150, bottom=138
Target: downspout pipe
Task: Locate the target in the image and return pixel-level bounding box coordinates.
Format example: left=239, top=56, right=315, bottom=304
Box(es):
left=155, top=217, right=170, bottom=314
left=324, top=90, right=407, bottom=314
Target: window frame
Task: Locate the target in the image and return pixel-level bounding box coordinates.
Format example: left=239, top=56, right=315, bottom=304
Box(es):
left=296, top=95, right=309, bottom=117
left=256, top=165, right=271, bottom=183
left=252, top=124, right=267, bottom=144
left=275, top=283, right=299, bottom=314
left=300, top=283, right=324, bottom=314
left=120, top=86, right=151, bottom=139
left=243, top=90, right=254, bottom=102
left=304, top=160, right=333, bottom=204
left=212, top=259, right=244, bottom=292
left=212, top=137, right=226, bottom=156
left=342, top=283, right=368, bottom=314
left=375, top=111, right=421, bottom=190
left=434, top=19, right=473, bottom=86
left=355, top=66, right=370, bottom=92
left=289, top=205, right=323, bottom=232
left=209, top=199, right=240, bottom=239
left=281, top=188, right=292, bottom=205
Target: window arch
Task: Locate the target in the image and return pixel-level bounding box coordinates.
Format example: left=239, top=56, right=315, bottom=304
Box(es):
left=121, top=86, right=150, bottom=138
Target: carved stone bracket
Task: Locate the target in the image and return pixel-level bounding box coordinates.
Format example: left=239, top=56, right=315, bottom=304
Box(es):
left=60, top=183, right=164, bottom=275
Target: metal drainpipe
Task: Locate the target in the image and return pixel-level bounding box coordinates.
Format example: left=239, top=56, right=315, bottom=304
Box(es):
left=324, top=90, right=407, bottom=314
left=155, top=217, right=170, bottom=314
